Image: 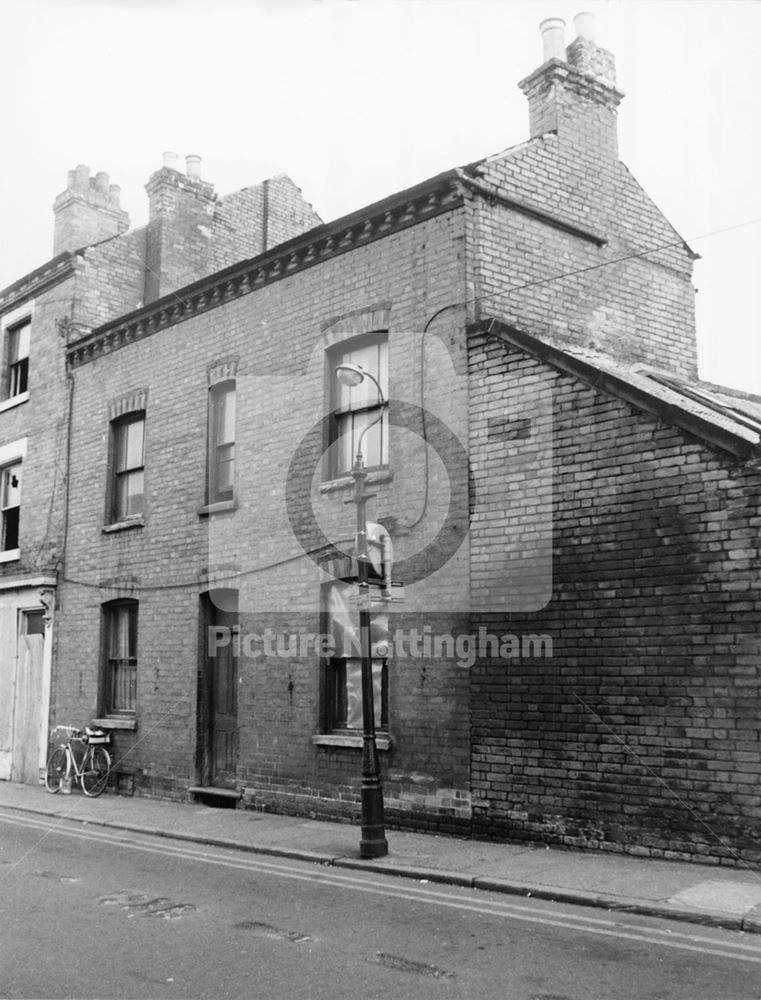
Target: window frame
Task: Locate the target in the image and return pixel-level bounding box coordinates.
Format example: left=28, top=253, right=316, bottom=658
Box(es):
left=0, top=438, right=26, bottom=563
left=1, top=305, right=32, bottom=408
left=328, top=332, right=388, bottom=479
left=5, top=319, right=30, bottom=399
left=321, top=576, right=389, bottom=735
left=0, top=461, right=21, bottom=555
left=207, top=379, right=236, bottom=505
left=100, top=599, right=138, bottom=719
left=108, top=411, right=146, bottom=525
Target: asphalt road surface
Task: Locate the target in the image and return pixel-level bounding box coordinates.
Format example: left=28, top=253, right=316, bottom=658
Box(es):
left=1, top=809, right=761, bottom=1000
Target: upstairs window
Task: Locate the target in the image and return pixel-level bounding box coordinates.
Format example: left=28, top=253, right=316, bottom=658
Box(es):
left=102, top=600, right=138, bottom=717
left=208, top=380, right=236, bottom=504
left=110, top=413, right=145, bottom=523
left=330, top=334, right=388, bottom=477
left=6, top=320, right=30, bottom=399
left=1, top=462, right=21, bottom=553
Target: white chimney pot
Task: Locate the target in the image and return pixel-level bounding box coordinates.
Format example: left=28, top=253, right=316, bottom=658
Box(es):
left=573, top=12, right=596, bottom=42
left=540, top=17, right=566, bottom=62
left=162, top=151, right=179, bottom=170
left=186, top=154, right=202, bottom=180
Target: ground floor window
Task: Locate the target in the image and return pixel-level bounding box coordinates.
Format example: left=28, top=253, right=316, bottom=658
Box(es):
left=102, top=599, right=138, bottom=716
left=323, top=579, right=388, bottom=732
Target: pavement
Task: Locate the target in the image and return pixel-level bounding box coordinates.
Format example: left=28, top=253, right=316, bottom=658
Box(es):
left=3, top=780, right=761, bottom=935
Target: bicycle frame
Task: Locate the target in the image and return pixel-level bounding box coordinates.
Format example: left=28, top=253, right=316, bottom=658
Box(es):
left=47, top=725, right=111, bottom=795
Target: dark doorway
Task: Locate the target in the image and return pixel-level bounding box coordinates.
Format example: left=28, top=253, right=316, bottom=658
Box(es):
left=200, top=590, right=239, bottom=789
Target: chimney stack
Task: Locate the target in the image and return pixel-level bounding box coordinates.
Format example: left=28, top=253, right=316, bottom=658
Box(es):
left=519, top=13, right=624, bottom=159
left=53, top=164, right=130, bottom=256
left=143, top=151, right=217, bottom=303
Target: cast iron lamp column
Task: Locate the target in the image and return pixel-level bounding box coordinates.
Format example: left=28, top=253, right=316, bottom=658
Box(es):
left=335, top=362, right=388, bottom=859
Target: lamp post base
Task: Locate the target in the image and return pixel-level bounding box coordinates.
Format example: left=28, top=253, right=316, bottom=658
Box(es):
left=360, top=785, right=388, bottom=859
left=359, top=735, right=388, bottom=858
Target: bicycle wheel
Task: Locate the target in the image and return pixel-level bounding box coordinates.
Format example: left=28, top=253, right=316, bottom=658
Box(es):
left=44, top=747, right=68, bottom=793
left=80, top=745, right=111, bottom=797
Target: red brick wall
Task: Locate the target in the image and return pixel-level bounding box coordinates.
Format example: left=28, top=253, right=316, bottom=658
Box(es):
left=469, top=331, right=761, bottom=862
left=0, top=284, right=72, bottom=581
left=469, top=135, right=698, bottom=378
left=56, top=208, right=474, bottom=829
left=210, top=175, right=322, bottom=272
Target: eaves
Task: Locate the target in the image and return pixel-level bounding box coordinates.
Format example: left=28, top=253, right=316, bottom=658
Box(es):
left=66, top=171, right=467, bottom=369
left=475, top=318, right=761, bottom=461
left=0, top=253, right=76, bottom=315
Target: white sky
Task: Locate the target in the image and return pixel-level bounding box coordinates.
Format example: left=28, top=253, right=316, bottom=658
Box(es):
left=1, top=0, right=759, bottom=393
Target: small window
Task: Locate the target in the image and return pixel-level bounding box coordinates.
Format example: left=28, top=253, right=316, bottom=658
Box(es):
left=4, top=319, right=30, bottom=400
left=323, top=579, right=388, bottom=732
left=110, top=413, right=145, bottom=523
left=102, top=600, right=138, bottom=716
left=208, top=381, right=235, bottom=504
left=330, top=335, right=388, bottom=477
left=1, top=462, right=21, bottom=552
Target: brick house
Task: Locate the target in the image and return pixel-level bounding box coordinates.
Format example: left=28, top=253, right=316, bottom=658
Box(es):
left=0, top=157, right=319, bottom=784
left=35, top=18, right=761, bottom=861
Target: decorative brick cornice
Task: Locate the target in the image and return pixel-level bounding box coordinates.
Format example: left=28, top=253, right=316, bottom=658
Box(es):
left=66, top=175, right=465, bottom=370
left=518, top=58, right=624, bottom=113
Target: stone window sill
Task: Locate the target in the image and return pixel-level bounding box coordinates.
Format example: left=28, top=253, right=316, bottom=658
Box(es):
left=319, top=467, right=393, bottom=494
left=0, top=548, right=20, bottom=564
left=102, top=517, right=144, bottom=534
left=312, top=733, right=392, bottom=751
left=0, top=391, right=29, bottom=415
left=198, top=499, right=237, bottom=517
left=91, top=717, right=138, bottom=731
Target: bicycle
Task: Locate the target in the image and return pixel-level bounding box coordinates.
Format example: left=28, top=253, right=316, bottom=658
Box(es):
left=44, top=725, right=112, bottom=798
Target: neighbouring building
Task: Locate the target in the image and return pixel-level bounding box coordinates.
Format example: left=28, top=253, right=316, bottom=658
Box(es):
left=0, top=156, right=320, bottom=784
left=9, top=15, right=761, bottom=864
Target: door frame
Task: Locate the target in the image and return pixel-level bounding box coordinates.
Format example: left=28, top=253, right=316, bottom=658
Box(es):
left=197, top=589, right=240, bottom=788
left=0, top=578, right=55, bottom=784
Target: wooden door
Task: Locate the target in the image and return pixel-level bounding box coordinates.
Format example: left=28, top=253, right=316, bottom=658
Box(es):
left=210, top=614, right=238, bottom=788
left=12, top=610, right=46, bottom=783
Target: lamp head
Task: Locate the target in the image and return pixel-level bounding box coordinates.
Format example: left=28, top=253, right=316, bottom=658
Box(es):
left=335, top=363, right=366, bottom=388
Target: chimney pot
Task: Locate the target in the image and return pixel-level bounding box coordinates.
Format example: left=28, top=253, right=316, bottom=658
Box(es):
left=162, top=151, right=179, bottom=170
left=539, top=17, right=566, bottom=62
left=109, top=183, right=121, bottom=206
left=74, top=164, right=90, bottom=190
left=185, top=154, right=202, bottom=180
left=95, top=171, right=110, bottom=195
left=573, top=11, right=596, bottom=42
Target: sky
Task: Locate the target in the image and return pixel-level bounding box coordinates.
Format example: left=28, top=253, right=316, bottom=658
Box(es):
left=1, top=0, right=759, bottom=393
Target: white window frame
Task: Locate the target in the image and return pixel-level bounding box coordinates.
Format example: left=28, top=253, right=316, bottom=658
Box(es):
left=207, top=379, right=236, bottom=505
left=0, top=303, right=33, bottom=412
left=329, top=333, right=388, bottom=478
left=109, top=412, right=145, bottom=525
left=0, top=437, right=27, bottom=563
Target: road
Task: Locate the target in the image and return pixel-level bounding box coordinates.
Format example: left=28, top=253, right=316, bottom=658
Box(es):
left=1, top=809, right=761, bottom=1000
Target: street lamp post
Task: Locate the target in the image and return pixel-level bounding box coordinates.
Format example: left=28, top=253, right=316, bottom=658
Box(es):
left=335, top=362, right=388, bottom=859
